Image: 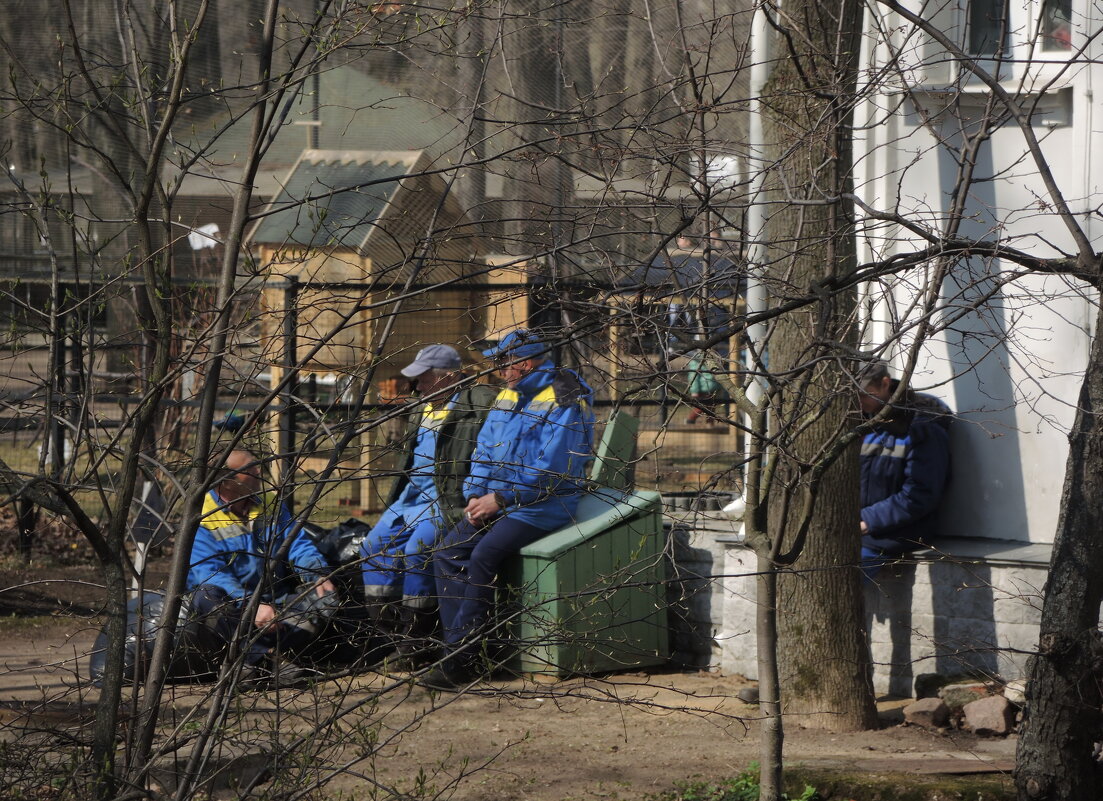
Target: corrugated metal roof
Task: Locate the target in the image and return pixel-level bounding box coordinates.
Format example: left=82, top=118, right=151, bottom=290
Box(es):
left=250, top=151, right=420, bottom=248
left=174, top=64, right=459, bottom=202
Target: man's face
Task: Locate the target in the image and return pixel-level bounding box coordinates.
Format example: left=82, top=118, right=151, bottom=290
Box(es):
left=859, top=376, right=892, bottom=416
left=221, top=461, right=261, bottom=503
left=415, top=368, right=458, bottom=398
left=496, top=356, right=540, bottom=388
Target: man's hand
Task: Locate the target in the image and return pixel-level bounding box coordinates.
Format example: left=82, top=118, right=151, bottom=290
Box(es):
left=465, top=492, right=502, bottom=525
left=860, top=519, right=868, bottom=534
left=254, top=603, right=279, bottom=630
left=314, top=578, right=336, bottom=597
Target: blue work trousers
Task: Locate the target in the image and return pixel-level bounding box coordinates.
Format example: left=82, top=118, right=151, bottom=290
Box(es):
left=860, top=536, right=915, bottom=581
left=433, top=515, right=549, bottom=652
left=361, top=514, right=442, bottom=605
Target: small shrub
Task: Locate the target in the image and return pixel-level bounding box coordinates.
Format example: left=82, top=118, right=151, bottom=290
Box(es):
left=662, top=764, right=818, bottom=801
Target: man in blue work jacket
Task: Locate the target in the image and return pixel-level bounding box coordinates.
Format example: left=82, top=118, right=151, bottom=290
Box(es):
left=187, top=449, right=336, bottom=687
left=360, top=344, right=497, bottom=666
left=425, top=329, right=595, bottom=689
left=858, top=361, right=952, bottom=578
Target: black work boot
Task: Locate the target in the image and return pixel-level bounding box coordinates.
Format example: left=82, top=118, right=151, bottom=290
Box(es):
left=361, top=596, right=403, bottom=668
left=390, top=605, right=441, bottom=670
left=364, top=595, right=403, bottom=633
left=240, top=652, right=323, bottom=691
left=420, top=661, right=478, bottom=691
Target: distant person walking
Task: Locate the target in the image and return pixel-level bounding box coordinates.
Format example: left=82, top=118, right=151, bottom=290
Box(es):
left=685, top=351, right=726, bottom=424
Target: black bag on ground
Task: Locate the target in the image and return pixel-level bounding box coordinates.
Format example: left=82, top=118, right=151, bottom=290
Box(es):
left=88, top=591, right=217, bottom=685
left=88, top=592, right=187, bottom=684
left=305, top=518, right=371, bottom=568
left=303, top=517, right=372, bottom=603
left=302, top=518, right=384, bottom=665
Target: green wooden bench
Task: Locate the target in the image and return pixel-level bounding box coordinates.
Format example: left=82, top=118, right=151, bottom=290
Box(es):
left=502, top=412, right=670, bottom=677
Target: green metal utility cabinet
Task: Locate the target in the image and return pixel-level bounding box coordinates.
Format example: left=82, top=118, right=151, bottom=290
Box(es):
left=502, top=412, right=669, bottom=677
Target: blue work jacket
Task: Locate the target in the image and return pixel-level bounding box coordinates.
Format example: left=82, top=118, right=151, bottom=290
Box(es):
left=383, top=401, right=450, bottom=529
left=860, top=390, right=952, bottom=549
left=464, top=362, right=595, bottom=530
left=186, top=490, right=329, bottom=600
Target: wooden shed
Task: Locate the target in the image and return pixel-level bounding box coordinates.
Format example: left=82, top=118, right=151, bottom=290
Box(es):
left=250, top=149, right=487, bottom=512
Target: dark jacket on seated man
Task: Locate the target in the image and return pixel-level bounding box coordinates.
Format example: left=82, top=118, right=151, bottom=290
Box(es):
left=860, top=380, right=952, bottom=557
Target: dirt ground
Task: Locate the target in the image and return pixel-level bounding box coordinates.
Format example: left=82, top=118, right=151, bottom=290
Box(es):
left=0, top=560, right=1017, bottom=801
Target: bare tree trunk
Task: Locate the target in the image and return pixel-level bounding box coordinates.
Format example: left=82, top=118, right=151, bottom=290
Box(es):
left=455, top=8, right=487, bottom=234
left=756, top=555, right=783, bottom=800
left=762, top=0, right=878, bottom=732
left=89, top=559, right=128, bottom=798
left=130, top=3, right=282, bottom=779
left=504, top=0, right=570, bottom=258
left=1015, top=297, right=1103, bottom=800
left=774, top=443, right=875, bottom=728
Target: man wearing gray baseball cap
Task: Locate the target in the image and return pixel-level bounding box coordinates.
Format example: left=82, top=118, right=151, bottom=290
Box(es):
left=400, top=344, right=463, bottom=378
left=360, top=344, right=497, bottom=667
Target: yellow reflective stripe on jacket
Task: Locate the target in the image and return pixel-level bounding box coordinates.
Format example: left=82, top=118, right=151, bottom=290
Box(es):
left=528, top=384, right=559, bottom=412
left=421, top=403, right=451, bottom=430
left=200, top=490, right=276, bottom=530
left=493, top=388, right=520, bottom=410
left=423, top=403, right=450, bottom=422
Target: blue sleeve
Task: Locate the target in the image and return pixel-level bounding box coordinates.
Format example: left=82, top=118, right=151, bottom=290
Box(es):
left=463, top=413, right=501, bottom=499
left=187, top=525, right=249, bottom=599
left=278, top=505, right=330, bottom=582
left=861, top=420, right=950, bottom=535
left=503, top=403, right=593, bottom=509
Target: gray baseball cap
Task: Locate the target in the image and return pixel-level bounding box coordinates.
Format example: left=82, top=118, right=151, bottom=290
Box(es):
left=401, top=344, right=462, bottom=378
left=857, top=358, right=891, bottom=385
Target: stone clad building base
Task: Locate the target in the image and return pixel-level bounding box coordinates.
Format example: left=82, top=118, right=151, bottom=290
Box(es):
left=717, top=537, right=1050, bottom=697
left=666, top=521, right=730, bottom=669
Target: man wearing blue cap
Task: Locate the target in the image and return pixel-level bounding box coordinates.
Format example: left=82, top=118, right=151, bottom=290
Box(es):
left=425, top=329, right=595, bottom=688
left=360, top=344, right=497, bottom=666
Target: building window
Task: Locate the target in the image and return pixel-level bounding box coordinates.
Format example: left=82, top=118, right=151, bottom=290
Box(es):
left=1040, top=0, right=1072, bottom=50
left=968, top=0, right=1009, bottom=55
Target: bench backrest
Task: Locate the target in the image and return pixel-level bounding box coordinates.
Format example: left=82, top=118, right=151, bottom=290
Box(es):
left=588, top=411, right=639, bottom=492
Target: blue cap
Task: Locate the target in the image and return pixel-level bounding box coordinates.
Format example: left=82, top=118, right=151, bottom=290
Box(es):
left=214, top=411, right=246, bottom=432
left=481, top=329, right=548, bottom=361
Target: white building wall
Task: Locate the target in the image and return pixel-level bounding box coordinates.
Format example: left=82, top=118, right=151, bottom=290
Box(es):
left=852, top=0, right=1103, bottom=545
left=718, top=0, right=1102, bottom=693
